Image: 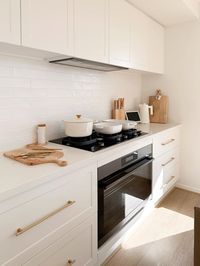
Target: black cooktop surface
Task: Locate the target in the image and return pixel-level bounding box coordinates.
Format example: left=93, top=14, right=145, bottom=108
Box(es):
left=50, top=129, right=147, bottom=152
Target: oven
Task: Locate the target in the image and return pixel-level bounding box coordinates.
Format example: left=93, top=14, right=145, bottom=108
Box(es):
left=98, top=144, right=153, bottom=247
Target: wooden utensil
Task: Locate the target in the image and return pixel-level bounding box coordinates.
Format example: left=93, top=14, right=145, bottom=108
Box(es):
left=149, top=90, right=168, bottom=124
left=4, top=146, right=68, bottom=167
left=112, top=98, right=125, bottom=120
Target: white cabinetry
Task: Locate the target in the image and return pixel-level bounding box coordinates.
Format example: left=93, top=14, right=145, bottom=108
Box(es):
left=73, top=0, right=108, bottom=63
left=0, top=0, right=164, bottom=73
left=23, top=216, right=96, bottom=266
left=1, top=164, right=97, bottom=266
left=109, top=0, right=132, bottom=67
left=21, top=0, right=73, bottom=55
left=131, top=6, right=164, bottom=73
left=152, top=127, right=180, bottom=203
left=109, top=0, right=164, bottom=72
left=0, top=0, right=20, bottom=45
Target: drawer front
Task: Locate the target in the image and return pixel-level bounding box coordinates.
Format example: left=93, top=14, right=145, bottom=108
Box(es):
left=162, top=164, right=179, bottom=193
left=153, top=127, right=180, bottom=157
left=23, top=216, right=97, bottom=266
left=153, top=148, right=179, bottom=202
left=0, top=166, right=97, bottom=265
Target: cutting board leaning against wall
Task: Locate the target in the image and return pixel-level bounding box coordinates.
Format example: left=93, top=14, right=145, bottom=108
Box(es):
left=149, top=90, right=168, bottom=124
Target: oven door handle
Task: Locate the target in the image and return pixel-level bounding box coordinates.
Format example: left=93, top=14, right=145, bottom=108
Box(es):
left=99, top=157, right=153, bottom=190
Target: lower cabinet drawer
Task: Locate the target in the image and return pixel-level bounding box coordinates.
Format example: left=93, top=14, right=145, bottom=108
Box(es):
left=6, top=215, right=97, bottom=266
left=153, top=127, right=180, bottom=158
left=162, top=165, right=179, bottom=194
left=22, top=216, right=97, bottom=266
left=0, top=166, right=96, bottom=265
left=153, top=148, right=179, bottom=203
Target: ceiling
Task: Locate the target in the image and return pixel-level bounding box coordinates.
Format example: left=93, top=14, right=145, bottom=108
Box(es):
left=127, top=0, right=200, bottom=26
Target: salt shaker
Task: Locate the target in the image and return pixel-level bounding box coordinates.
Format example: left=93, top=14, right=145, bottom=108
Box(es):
left=37, top=124, right=47, bottom=145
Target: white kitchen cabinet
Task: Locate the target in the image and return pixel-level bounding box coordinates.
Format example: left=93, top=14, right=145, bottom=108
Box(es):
left=131, top=6, right=164, bottom=73
left=21, top=0, right=73, bottom=55
left=22, top=216, right=97, bottom=266
left=109, top=0, right=164, bottom=72
left=0, top=164, right=97, bottom=266
left=73, top=0, right=108, bottom=63
left=109, top=0, right=132, bottom=68
left=0, top=0, right=20, bottom=45
left=152, top=127, right=180, bottom=203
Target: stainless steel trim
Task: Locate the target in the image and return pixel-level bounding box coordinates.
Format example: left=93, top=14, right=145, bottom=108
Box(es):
left=162, top=157, right=175, bottom=167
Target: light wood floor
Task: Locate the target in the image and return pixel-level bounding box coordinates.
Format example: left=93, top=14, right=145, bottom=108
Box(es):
left=105, top=188, right=200, bottom=266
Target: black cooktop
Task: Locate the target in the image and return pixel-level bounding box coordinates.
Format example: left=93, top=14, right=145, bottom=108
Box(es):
left=50, top=129, right=147, bottom=152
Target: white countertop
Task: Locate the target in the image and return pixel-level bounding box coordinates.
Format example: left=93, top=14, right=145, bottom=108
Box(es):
left=0, top=123, right=180, bottom=202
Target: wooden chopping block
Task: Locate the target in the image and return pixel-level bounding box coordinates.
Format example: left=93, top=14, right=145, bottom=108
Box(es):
left=4, top=146, right=68, bottom=167
left=149, top=91, right=168, bottom=124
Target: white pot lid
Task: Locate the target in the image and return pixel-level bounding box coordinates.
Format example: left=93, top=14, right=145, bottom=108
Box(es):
left=65, top=115, right=93, bottom=123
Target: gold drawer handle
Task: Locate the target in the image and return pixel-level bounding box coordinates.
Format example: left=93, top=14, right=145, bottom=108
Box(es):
left=67, top=259, right=76, bottom=265
left=161, top=139, right=175, bottom=146
left=162, top=176, right=176, bottom=189
left=161, top=157, right=175, bottom=167
left=16, top=200, right=76, bottom=236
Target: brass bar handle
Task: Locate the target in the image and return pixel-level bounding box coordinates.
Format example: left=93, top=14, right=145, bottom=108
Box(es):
left=16, top=200, right=76, bottom=236
left=67, top=259, right=76, bottom=265
left=161, top=157, right=175, bottom=167
left=161, top=138, right=175, bottom=146
left=162, top=176, right=176, bottom=189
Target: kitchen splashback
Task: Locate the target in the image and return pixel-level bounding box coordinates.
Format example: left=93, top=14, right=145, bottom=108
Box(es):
left=0, top=54, right=141, bottom=151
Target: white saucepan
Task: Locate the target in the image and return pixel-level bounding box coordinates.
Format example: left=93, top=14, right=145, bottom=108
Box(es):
left=94, top=122, right=122, bottom=135
left=64, top=115, right=93, bottom=137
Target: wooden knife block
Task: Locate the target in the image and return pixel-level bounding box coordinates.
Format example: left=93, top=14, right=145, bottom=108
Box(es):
left=112, top=108, right=125, bottom=120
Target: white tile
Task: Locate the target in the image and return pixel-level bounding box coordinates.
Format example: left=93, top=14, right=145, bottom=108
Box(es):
left=0, top=54, right=141, bottom=150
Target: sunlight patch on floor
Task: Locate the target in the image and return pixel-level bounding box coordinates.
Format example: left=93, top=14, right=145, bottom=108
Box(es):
left=121, top=207, right=194, bottom=250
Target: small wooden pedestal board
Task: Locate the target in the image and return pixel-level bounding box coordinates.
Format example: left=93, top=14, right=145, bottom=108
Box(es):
left=4, top=144, right=68, bottom=167
left=149, top=90, right=168, bottom=124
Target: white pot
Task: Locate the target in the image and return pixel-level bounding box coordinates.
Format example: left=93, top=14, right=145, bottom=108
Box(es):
left=94, top=122, right=122, bottom=135
left=103, top=119, right=137, bottom=130
left=64, top=115, right=93, bottom=137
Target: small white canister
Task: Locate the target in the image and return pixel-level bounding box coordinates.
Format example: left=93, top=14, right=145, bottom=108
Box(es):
left=37, top=124, right=47, bottom=145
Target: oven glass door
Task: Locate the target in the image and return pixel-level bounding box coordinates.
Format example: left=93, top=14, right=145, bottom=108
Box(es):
left=98, top=157, right=152, bottom=247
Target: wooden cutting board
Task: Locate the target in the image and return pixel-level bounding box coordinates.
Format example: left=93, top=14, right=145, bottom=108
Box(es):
left=149, top=95, right=168, bottom=124
left=4, top=145, right=68, bottom=167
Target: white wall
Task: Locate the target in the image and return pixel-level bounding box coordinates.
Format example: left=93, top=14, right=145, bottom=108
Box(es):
left=0, top=54, right=141, bottom=151
left=142, top=20, right=200, bottom=192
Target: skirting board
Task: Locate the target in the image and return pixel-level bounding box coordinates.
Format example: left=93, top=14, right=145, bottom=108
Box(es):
left=176, top=183, right=200, bottom=194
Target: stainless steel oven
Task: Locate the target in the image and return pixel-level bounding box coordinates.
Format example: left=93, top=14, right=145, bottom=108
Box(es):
left=98, top=144, right=153, bottom=247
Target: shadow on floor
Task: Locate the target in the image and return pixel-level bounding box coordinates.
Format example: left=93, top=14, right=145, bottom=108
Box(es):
left=106, top=230, right=194, bottom=266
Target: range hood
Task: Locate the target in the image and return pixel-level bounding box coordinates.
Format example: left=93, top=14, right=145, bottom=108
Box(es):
left=49, top=57, right=128, bottom=72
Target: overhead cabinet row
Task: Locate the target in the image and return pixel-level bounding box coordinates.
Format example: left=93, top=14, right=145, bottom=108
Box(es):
left=0, top=0, right=164, bottom=73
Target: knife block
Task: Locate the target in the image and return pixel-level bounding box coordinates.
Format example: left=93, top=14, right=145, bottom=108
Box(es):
left=112, top=108, right=125, bottom=120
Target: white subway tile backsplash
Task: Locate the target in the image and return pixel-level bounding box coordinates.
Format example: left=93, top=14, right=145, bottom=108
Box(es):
left=0, top=54, right=141, bottom=151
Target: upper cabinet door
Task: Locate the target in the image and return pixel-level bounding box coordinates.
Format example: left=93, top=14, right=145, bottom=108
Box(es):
left=21, top=0, right=73, bottom=55
left=131, top=6, right=164, bottom=74
left=0, top=0, right=20, bottom=45
left=73, top=0, right=108, bottom=63
left=109, top=0, right=132, bottom=68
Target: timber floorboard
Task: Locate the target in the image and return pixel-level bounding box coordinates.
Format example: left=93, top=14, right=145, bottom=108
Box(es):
left=105, top=188, right=200, bottom=266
